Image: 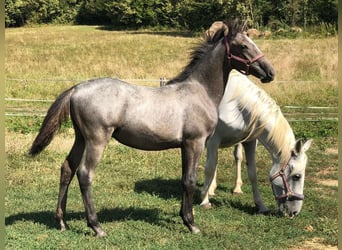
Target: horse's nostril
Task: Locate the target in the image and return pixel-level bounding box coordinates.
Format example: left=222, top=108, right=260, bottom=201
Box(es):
left=268, top=71, right=275, bottom=79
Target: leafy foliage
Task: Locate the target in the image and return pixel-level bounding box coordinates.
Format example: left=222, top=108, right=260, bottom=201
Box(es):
left=5, top=0, right=338, bottom=35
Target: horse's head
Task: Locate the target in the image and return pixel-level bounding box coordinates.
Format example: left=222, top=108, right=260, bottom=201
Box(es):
left=270, top=139, right=312, bottom=218
left=205, top=20, right=275, bottom=83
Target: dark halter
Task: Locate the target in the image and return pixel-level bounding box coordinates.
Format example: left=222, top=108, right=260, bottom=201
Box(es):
left=224, top=35, right=264, bottom=75
left=269, top=159, right=304, bottom=202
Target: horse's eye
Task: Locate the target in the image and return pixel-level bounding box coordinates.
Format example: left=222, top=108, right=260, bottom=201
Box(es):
left=241, top=44, right=248, bottom=49
left=292, top=174, right=301, bottom=181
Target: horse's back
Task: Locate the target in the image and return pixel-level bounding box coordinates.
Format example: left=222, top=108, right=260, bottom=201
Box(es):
left=70, top=78, right=218, bottom=150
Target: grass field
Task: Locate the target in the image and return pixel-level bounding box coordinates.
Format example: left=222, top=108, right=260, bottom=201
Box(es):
left=5, top=26, right=338, bottom=249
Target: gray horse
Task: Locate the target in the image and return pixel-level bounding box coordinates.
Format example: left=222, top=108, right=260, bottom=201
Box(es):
left=29, top=20, right=275, bottom=237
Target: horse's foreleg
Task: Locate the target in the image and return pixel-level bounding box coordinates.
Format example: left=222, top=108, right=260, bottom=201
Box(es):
left=200, top=144, right=219, bottom=209
left=243, top=140, right=269, bottom=214
left=233, top=143, right=244, bottom=194
left=180, top=139, right=204, bottom=234
left=77, top=138, right=109, bottom=237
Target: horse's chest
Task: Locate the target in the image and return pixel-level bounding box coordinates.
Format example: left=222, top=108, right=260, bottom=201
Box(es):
left=215, top=103, right=252, bottom=144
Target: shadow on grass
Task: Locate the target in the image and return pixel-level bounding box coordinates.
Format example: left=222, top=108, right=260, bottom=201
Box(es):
left=5, top=178, right=190, bottom=232
left=5, top=207, right=164, bottom=230
left=209, top=198, right=277, bottom=217
left=6, top=178, right=273, bottom=232
left=134, top=177, right=270, bottom=215
left=5, top=210, right=57, bottom=229
left=210, top=199, right=258, bottom=215
left=134, top=177, right=205, bottom=204
left=134, top=177, right=181, bottom=200
left=96, top=26, right=195, bottom=37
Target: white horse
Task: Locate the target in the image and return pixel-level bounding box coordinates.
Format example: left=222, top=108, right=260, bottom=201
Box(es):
left=201, top=70, right=312, bottom=217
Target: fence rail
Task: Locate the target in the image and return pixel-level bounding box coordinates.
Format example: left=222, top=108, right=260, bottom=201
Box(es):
left=5, top=98, right=338, bottom=122
left=5, top=77, right=338, bottom=121
left=5, top=77, right=338, bottom=85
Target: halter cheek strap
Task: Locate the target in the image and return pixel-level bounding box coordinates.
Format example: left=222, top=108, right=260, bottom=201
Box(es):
left=224, top=36, right=264, bottom=75
left=269, top=160, right=304, bottom=202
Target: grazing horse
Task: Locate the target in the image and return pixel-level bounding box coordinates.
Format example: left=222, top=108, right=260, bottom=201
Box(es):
left=29, top=20, right=275, bottom=237
left=200, top=70, right=312, bottom=217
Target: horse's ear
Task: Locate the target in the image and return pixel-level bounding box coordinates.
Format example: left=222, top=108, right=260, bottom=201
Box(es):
left=293, top=139, right=313, bottom=156
left=204, top=21, right=229, bottom=42
left=302, top=139, right=313, bottom=152
left=292, top=139, right=303, bottom=156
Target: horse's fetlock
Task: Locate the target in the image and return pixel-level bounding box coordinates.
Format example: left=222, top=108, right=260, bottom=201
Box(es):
left=87, top=214, right=99, bottom=226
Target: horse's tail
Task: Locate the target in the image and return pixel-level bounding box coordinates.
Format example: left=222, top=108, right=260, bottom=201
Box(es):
left=29, top=86, right=75, bottom=156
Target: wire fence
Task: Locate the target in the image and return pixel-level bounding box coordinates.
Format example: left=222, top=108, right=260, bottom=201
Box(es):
left=5, top=78, right=338, bottom=122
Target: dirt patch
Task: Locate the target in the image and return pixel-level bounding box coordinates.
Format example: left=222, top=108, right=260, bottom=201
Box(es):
left=290, top=237, right=337, bottom=250
left=316, top=179, right=338, bottom=187
left=325, top=147, right=338, bottom=155
left=312, top=165, right=338, bottom=187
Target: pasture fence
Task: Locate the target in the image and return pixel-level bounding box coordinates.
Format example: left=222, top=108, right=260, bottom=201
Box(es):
left=5, top=78, right=338, bottom=122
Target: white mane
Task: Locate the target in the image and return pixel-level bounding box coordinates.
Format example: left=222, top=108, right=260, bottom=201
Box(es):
left=227, top=70, right=295, bottom=162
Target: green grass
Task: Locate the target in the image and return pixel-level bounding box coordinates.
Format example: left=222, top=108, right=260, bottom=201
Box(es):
left=5, top=132, right=338, bottom=249
left=5, top=25, right=338, bottom=249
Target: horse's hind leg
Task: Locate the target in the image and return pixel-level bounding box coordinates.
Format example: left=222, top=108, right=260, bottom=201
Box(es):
left=180, top=139, right=204, bottom=234
left=233, top=143, right=244, bottom=194
left=55, top=132, right=85, bottom=231
left=77, top=132, right=112, bottom=237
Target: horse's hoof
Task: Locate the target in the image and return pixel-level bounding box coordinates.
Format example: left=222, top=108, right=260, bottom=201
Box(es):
left=57, top=220, right=67, bottom=231
left=191, top=226, right=201, bottom=234
left=95, top=230, right=107, bottom=237
left=200, top=202, right=212, bottom=209
left=233, top=190, right=243, bottom=194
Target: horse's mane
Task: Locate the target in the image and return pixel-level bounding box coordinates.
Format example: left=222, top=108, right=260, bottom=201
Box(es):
left=229, top=71, right=294, bottom=162
left=166, top=42, right=214, bottom=85
left=167, top=20, right=244, bottom=85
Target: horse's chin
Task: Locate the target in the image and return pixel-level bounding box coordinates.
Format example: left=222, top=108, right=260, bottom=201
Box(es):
left=250, top=68, right=274, bottom=83
left=277, top=202, right=302, bottom=219
left=261, top=77, right=272, bottom=83
left=260, top=74, right=274, bottom=83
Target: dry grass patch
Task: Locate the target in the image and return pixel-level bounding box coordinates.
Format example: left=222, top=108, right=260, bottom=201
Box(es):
left=313, top=165, right=338, bottom=187
left=290, top=237, right=337, bottom=250
left=325, top=147, right=338, bottom=155
left=5, top=26, right=337, bottom=105
left=5, top=129, right=74, bottom=155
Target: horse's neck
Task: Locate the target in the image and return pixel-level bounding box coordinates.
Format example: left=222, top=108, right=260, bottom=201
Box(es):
left=224, top=73, right=296, bottom=166
left=257, top=102, right=296, bottom=171
left=192, top=43, right=229, bottom=106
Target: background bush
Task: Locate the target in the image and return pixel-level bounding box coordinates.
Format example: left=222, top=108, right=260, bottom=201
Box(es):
left=5, top=0, right=338, bottom=36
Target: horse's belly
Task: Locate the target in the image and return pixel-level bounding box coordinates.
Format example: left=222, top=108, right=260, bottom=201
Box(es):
left=112, top=127, right=182, bottom=150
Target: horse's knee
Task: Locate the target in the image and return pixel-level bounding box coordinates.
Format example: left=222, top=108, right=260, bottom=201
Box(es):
left=77, top=167, right=94, bottom=186
left=182, top=176, right=197, bottom=193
